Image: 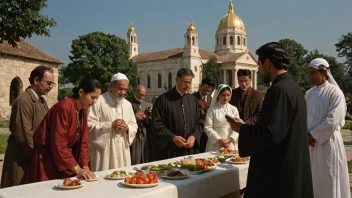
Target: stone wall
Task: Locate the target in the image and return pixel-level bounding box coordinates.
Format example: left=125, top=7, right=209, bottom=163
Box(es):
left=0, top=54, right=59, bottom=121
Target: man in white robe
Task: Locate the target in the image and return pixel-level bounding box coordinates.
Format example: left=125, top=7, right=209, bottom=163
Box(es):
left=88, top=73, right=138, bottom=171
left=306, top=58, right=350, bottom=198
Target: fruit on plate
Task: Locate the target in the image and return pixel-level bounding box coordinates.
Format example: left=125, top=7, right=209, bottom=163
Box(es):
left=218, top=147, right=239, bottom=155
left=124, top=172, right=158, bottom=184
left=63, top=178, right=81, bottom=186
left=231, top=157, right=249, bottom=162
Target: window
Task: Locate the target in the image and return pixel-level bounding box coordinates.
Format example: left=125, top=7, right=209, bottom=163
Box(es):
left=158, top=74, right=162, bottom=88
left=134, top=36, right=136, bottom=43
left=223, top=36, right=226, bottom=45
left=137, top=77, right=140, bottom=85
left=130, top=36, right=133, bottom=42
left=192, top=37, right=195, bottom=45
left=194, top=66, right=197, bottom=72
left=230, top=36, right=233, bottom=45
left=243, top=38, right=246, bottom=46
left=237, top=36, right=240, bottom=45
left=134, top=47, right=136, bottom=51
left=9, top=77, right=23, bottom=106
left=216, top=37, right=219, bottom=46
left=147, top=75, right=151, bottom=88
left=187, top=36, right=191, bottom=45
left=168, top=72, right=172, bottom=89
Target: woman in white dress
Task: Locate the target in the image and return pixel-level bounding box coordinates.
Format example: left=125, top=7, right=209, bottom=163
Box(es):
left=205, top=84, right=240, bottom=152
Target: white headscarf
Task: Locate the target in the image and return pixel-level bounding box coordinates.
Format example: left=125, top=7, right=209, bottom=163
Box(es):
left=209, top=84, right=232, bottom=109
left=308, top=58, right=339, bottom=88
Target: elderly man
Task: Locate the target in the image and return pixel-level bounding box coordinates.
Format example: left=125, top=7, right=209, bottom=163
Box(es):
left=128, top=85, right=152, bottom=165
left=227, top=42, right=313, bottom=198
left=229, top=69, right=263, bottom=125
left=306, top=58, right=350, bottom=198
left=1, top=66, right=55, bottom=188
left=152, top=68, right=203, bottom=160
left=88, top=73, right=138, bottom=171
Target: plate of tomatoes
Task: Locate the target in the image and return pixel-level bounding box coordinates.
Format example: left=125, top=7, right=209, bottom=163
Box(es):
left=122, top=172, right=159, bottom=188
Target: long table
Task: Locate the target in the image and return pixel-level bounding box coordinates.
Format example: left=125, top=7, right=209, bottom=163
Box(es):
left=0, top=153, right=248, bottom=198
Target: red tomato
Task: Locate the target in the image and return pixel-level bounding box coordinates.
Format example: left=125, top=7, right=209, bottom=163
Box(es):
left=204, top=165, right=209, bottom=169
left=148, top=174, right=154, bottom=181
left=131, top=178, right=137, bottom=184
left=196, top=159, right=203, bottom=166
left=142, top=177, right=149, bottom=184
left=137, top=178, right=144, bottom=184
left=151, top=179, right=158, bottom=183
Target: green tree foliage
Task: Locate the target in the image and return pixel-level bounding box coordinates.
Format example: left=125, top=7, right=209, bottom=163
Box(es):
left=0, top=0, right=56, bottom=47
left=202, top=56, right=221, bottom=86
left=57, top=66, right=72, bottom=100
left=336, top=32, right=352, bottom=75
left=64, top=31, right=138, bottom=94
left=278, top=39, right=311, bottom=91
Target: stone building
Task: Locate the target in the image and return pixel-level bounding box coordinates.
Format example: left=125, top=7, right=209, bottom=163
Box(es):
left=0, top=38, right=62, bottom=121
left=129, top=1, right=258, bottom=100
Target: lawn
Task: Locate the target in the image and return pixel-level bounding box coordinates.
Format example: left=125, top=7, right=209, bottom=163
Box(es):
left=0, top=134, right=9, bottom=154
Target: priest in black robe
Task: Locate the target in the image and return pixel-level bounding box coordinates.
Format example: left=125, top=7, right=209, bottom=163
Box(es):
left=128, top=85, right=152, bottom=165
left=152, top=68, right=202, bottom=160
left=228, top=42, right=313, bottom=198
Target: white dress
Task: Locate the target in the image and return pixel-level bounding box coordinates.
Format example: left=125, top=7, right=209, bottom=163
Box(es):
left=204, top=102, right=240, bottom=152
left=88, top=92, right=138, bottom=171
left=305, top=81, right=350, bottom=198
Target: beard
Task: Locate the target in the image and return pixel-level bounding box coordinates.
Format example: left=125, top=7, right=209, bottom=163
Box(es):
left=115, top=96, right=124, bottom=105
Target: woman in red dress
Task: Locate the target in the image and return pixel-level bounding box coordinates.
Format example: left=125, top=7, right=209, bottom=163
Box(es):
left=27, top=78, right=102, bottom=183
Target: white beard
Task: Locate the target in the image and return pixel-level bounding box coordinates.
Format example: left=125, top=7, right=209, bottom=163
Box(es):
left=115, top=96, right=124, bottom=105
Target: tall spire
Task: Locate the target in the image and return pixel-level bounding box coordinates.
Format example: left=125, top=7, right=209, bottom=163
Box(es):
left=190, top=15, right=193, bottom=26
left=228, top=0, right=234, bottom=13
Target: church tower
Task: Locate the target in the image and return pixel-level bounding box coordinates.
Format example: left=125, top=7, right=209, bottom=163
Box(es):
left=127, top=24, right=138, bottom=59
left=215, top=0, right=248, bottom=55
left=183, top=17, right=201, bottom=59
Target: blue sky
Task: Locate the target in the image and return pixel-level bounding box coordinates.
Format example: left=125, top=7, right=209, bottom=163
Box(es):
left=29, top=0, right=352, bottom=65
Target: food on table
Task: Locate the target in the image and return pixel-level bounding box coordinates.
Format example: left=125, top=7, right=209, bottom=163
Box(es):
left=106, top=170, right=129, bottom=178
left=166, top=170, right=185, bottom=177
left=179, top=158, right=216, bottom=172
left=140, top=164, right=174, bottom=171
left=124, top=172, right=158, bottom=184
left=218, top=148, right=239, bottom=155
left=231, top=157, right=249, bottom=162
left=63, top=178, right=81, bottom=186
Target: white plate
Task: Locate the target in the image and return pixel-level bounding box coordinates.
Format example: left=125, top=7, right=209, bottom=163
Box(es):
left=225, top=157, right=249, bottom=164
left=217, top=152, right=239, bottom=157
left=55, top=183, right=83, bottom=189
left=104, top=175, right=126, bottom=180
left=121, top=182, right=159, bottom=188
left=187, top=165, right=216, bottom=175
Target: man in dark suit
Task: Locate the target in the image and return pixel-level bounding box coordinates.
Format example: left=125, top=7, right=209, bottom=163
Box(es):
left=193, top=78, right=215, bottom=152
left=229, top=69, right=263, bottom=125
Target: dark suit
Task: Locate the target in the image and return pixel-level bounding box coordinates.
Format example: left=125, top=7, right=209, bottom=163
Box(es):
left=193, top=91, right=212, bottom=153
left=229, top=87, right=263, bottom=125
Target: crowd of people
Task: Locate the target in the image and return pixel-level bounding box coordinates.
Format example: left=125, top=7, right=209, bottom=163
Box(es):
left=0, top=42, right=350, bottom=198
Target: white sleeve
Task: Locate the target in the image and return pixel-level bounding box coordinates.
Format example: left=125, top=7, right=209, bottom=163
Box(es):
left=310, top=90, right=346, bottom=144
left=204, top=107, right=222, bottom=144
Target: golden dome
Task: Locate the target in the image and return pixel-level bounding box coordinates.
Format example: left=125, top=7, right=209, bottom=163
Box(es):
left=128, top=24, right=136, bottom=32
left=187, top=16, right=197, bottom=33
left=217, top=1, right=245, bottom=30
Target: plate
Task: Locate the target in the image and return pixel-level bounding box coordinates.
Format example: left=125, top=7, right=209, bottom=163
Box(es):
left=225, top=157, right=249, bottom=164
left=121, top=182, right=159, bottom=188
left=159, top=173, right=189, bottom=180
left=217, top=152, right=239, bottom=157
left=104, top=175, right=125, bottom=180
left=187, top=165, right=216, bottom=175
left=55, top=183, right=83, bottom=189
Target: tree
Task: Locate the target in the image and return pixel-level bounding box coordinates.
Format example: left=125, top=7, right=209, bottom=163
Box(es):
left=202, top=56, right=221, bottom=86
left=57, top=66, right=72, bottom=100
left=0, top=0, right=56, bottom=47
left=64, top=31, right=138, bottom=94
left=336, top=32, right=352, bottom=75
left=278, top=39, right=311, bottom=91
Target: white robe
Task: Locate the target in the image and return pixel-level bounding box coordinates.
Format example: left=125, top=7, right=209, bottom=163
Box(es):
left=88, top=92, right=138, bottom=171
left=305, top=81, right=350, bottom=198
left=204, top=102, right=240, bottom=152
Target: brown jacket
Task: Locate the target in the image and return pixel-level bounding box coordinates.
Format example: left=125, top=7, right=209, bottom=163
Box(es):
left=1, top=87, right=49, bottom=188
left=229, top=87, right=263, bottom=125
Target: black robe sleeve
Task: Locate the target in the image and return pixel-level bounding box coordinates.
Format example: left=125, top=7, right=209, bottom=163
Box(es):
left=238, top=87, right=294, bottom=157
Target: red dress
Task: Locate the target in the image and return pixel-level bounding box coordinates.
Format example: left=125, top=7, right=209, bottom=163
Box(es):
left=26, top=98, right=90, bottom=183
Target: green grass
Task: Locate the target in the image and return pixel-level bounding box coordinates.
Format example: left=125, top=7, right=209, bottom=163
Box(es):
left=348, top=160, right=352, bottom=173
left=0, top=134, right=9, bottom=154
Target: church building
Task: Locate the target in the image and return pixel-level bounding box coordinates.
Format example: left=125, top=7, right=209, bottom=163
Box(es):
left=129, top=1, right=258, bottom=100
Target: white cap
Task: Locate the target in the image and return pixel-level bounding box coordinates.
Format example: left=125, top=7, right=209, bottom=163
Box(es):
left=308, top=58, right=330, bottom=69
left=110, top=72, right=129, bottom=82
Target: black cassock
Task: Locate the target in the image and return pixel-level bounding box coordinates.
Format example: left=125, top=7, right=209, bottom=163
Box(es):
left=129, top=96, right=152, bottom=165
left=239, top=73, right=313, bottom=198
left=152, top=87, right=202, bottom=160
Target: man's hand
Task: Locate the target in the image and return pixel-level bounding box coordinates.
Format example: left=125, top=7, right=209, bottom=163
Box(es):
left=185, top=136, right=195, bottom=148
left=227, top=118, right=243, bottom=133
left=234, top=118, right=245, bottom=124
left=172, top=136, right=186, bottom=148
left=308, top=134, right=316, bottom=147
left=115, top=119, right=128, bottom=132
left=217, top=139, right=228, bottom=148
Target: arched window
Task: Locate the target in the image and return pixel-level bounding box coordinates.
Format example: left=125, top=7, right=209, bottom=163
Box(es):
left=168, top=72, right=172, bottom=89
left=187, top=36, right=191, bottom=45
left=9, top=77, right=23, bottom=106
left=243, top=38, right=246, bottom=46
left=194, top=66, right=197, bottom=72
left=158, top=74, right=162, bottom=88
left=192, top=37, right=195, bottom=45
left=137, top=77, right=140, bottom=85
left=237, top=36, right=240, bottom=45
left=230, top=36, right=234, bottom=45
left=134, top=36, right=136, bottom=43
left=130, top=36, right=133, bottom=42
left=216, top=37, right=219, bottom=46
left=223, top=36, right=226, bottom=45
left=147, top=75, right=151, bottom=88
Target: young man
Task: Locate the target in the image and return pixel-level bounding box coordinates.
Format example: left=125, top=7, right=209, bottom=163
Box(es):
left=228, top=42, right=313, bottom=198
left=229, top=69, right=263, bottom=125
left=306, top=58, right=350, bottom=198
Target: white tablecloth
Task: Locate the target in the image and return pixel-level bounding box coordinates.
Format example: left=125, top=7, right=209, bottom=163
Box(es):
left=0, top=153, right=248, bottom=198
